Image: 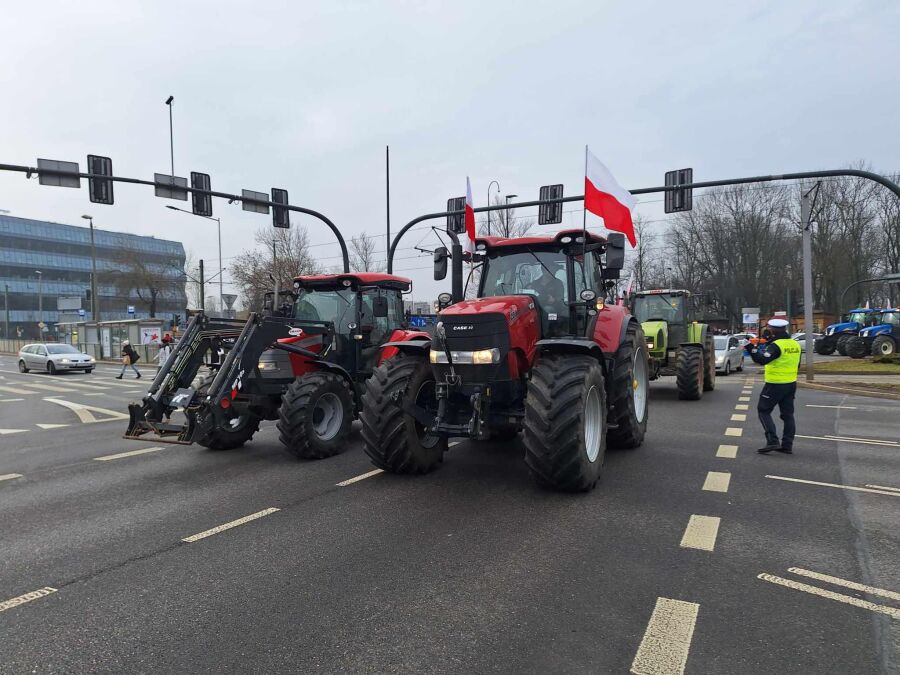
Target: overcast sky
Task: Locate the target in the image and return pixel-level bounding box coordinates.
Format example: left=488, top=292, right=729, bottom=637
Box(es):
left=1, top=0, right=897, bottom=302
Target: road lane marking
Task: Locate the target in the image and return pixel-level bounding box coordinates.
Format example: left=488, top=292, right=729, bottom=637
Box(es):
left=449, top=440, right=461, bottom=447
left=182, top=508, right=280, bottom=542
left=702, top=471, right=731, bottom=493
left=336, top=468, right=384, bottom=486
left=680, top=515, right=720, bottom=551
left=0, top=385, right=39, bottom=395
left=43, top=398, right=129, bottom=424
left=865, top=484, right=900, bottom=493
left=787, top=567, right=900, bottom=602
left=716, top=444, right=738, bottom=458
left=0, top=586, right=58, bottom=613
left=730, top=413, right=747, bottom=422
left=630, top=597, right=699, bottom=675
left=765, top=475, right=900, bottom=497
left=738, top=396, right=751, bottom=402
left=758, top=574, right=900, bottom=619
left=795, top=433, right=899, bottom=448
left=0, top=473, right=23, bottom=482
left=0, top=398, right=25, bottom=402
left=735, top=404, right=749, bottom=410
left=20, top=382, right=80, bottom=393
left=724, top=427, right=743, bottom=437
left=83, top=392, right=108, bottom=396
left=36, top=423, right=70, bottom=430
left=94, top=446, right=165, bottom=461
left=805, top=404, right=857, bottom=409
left=0, top=428, right=28, bottom=435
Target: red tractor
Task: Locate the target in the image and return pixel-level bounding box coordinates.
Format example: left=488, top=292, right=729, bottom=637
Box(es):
left=126, top=273, right=430, bottom=459
left=361, top=230, right=650, bottom=491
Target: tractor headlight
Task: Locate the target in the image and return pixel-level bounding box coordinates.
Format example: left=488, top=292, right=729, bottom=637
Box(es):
left=646, top=338, right=654, bottom=349
left=257, top=361, right=278, bottom=371
left=472, top=348, right=500, bottom=365
left=826, top=327, right=834, bottom=335
left=429, top=348, right=500, bottom=365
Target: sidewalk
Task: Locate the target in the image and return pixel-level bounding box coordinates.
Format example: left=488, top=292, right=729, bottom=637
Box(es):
left=798, top=373, right=900, bottom=400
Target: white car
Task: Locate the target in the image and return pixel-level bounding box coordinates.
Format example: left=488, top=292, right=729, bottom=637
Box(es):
left=791, top=332, right=823, bottom=352
left=18, top=343, right=96, bottom=374
left=731, top=332, right=756, bottom=348
left=714, top=335, right=745, bottom=375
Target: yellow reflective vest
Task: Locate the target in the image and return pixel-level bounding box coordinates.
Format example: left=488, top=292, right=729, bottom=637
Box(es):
left=764, top=338, right=801, bottom=384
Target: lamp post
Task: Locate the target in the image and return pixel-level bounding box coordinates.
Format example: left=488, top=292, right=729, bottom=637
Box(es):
left=81, top=215, right=100, bottom=321
left=487, top=180, right=500, bottom=236
left=166, top=206, right=223, bottom=314
left=504, top=194, right=518, bottom=237
left=165, top=95, right=175, bottom=176
left=35, top=270, right=43, bottom=333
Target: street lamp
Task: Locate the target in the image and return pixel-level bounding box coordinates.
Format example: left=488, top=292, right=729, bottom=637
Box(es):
left=487, top=180, right=500, bottom=236
left=81, top=214, right=99, bottom=321
left=34, top=270, right=43, bottom=332
left=165, top=95, right=175, bottom=177
left=504, top=194, right=518, bottom=237
left=166, top=205, right=223, bottom=313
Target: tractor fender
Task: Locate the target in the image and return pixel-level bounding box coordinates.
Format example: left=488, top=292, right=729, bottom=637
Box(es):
left=535, top=338, right=604, bottom=359
left=377, top=337, right=431, bottom=365
left=591, top=304, right=632, bottom=353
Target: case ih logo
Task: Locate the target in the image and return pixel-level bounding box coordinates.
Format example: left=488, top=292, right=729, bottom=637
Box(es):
left=288, top=327, right=304, bottom=336
left=451, top=325, right=474, bottom=331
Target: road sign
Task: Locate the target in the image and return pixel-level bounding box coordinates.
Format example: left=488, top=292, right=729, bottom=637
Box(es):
left=665, top=168, right=693, bottom=213
left=538, top=184, right=564, bottom=225
left=127, top=305, right=135, bottom=315
left=446, top=196, right=466, bottom=234
left=78, top=308, right=86, bottom=317
left=191, top=172, right=213, bottom=217
left=154, top=173, right=188, bottom=201
left=271, top=188, right=290, bottom=228
left=87, top=155, right=114, bottom=204
left=242, top=189, right=270, bottom=214
left=38, top=158, right=81, bottom=188
left=221, top=294, right=238, bottom=310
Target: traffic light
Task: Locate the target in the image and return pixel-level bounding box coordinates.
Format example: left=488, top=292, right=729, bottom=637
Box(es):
left=538, top=184, right=564, bottom=225
left=664, top=168, right=693, bottom=213
left=191, top=172, right=213, bottom=217
left=87, top=155, right=114, bottom=204
left=272, top=188, right=290, bottom=228
left=446, top=196, right=466, bottom=234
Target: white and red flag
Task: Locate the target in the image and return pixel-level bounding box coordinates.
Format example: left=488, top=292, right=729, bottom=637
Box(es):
left=584, top=147, right=637, bottom=247
left=464, top=176, right=477, bottom=254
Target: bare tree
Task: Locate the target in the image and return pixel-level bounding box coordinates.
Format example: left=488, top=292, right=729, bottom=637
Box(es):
left=102, top=249, right=183, bottom=318
left=625, top=215, right=667, bottom=290
left=349, top=233, right=385, bottom=272
left=478, top=195, right=534, bottom=238
left=231, top=226, right=319, bottom=311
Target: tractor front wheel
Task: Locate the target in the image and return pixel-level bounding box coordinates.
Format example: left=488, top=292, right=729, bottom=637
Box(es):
left=606, top=322, right=649, bottom=449
left=872, top=335, right=896, bottom=357
left=846, top=337, right=870, bottom=359
left=836, top=334, right=851, bottom=356
left=196, top=413, right=261, bottom=450
left=815, top=338, right=836, bottom=355
left=361, top=353, right=447, bottom=474
left=676, top=345, right=704, bottom=400
left=277, top=372, right=353, bottom=460
left=523, top=354, right=607, bottom=492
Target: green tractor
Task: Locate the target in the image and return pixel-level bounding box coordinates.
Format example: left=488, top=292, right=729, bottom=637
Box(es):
left=630, top=289, right=716, bottom=400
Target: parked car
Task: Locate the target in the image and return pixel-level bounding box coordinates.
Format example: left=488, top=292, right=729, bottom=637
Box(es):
left=714, top=335, right=745, bottom=375
left=18, top=343, right=96, bottom=374
left=791, top=332, right=823, bottom=352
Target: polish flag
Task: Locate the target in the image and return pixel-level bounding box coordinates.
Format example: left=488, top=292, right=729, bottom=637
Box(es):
left=584, top=147, right=637, bottom=247
left=465, top=176, right=476, bottom=254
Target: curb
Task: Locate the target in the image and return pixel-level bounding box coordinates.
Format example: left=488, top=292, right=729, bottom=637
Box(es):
left=798, top=381, right=900, bottom=401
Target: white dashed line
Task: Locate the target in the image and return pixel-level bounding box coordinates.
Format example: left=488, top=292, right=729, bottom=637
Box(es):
left=680, top=515, right=720, bottom=551
left=630, top=597, right=699, bottom=675
left=336, top=469, right=385, bottom=486
left=182, top=508, right=280, bottom=543
left=0, top=398, right=25, bottom=402
left=765, top=475, right=900, bottom=497
left=0, top=473, right=24, bottom=482
left=0, top=428, right=28, bottom=435
left=724, top=427, right=743, bottom=437
left=865, top=484, right=900, bottom=494
left=787, top=567, right=900, bottom=602
left=0, top=586, right=58, bottom=613
left=730, top=413, right=747, bottom=422
left=795, top=434, right=899, bottom=448
left=758, top=573, right=900, bottom=619
left=805, top=404, right=857, bottom=409
left=738, top=396, right=751, bottom=402
left=702, top=471, right=731, bottom=493
left=734, top=404, right=749, bottom=410
left=93, top=446, right=165, bottom=461
left=716, top=444, right=738, bottom=459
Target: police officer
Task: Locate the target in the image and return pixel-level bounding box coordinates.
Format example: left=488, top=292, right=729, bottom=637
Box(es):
left=749, top=318, right=800, bottom=454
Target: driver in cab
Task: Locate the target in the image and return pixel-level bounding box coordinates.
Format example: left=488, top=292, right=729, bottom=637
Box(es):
left=531, top=267, right=565, bottom=316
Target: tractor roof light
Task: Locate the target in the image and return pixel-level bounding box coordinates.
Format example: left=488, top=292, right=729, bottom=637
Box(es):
left=293, top=281, right=301, bottom=289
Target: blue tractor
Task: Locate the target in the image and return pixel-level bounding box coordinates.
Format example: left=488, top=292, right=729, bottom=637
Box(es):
left=846, top=308, right=900, bottom=358
left=814, top=308, right=882, bottom=356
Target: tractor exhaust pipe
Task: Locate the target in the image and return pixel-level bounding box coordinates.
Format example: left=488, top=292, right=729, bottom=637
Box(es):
left=451, top=242, right=464, bottom=303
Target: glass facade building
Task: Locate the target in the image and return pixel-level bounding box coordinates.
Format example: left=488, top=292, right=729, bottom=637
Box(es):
left=0, top=214, right=186, bottom=338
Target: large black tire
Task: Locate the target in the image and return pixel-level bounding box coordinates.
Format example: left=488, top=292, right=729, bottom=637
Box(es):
left=523, top=354, right=607, bottom=492
left=872, top=335, right=896, bottom=357
left=277, top=372, right=354, bottom=460
left=836, top=334, right=851, bottom=356
left=702, top=334, right=716, bottom=392
left=846, top=336, right=870, bottom=359
left=360, top=354, right=447, bottom=474
left=606, top=322, right=649, bottom=449
left=676, top=345, right=704, bottom=400
left=815, top=338, right=836, bottom=355
left=194, top=373, right=261, bottom=450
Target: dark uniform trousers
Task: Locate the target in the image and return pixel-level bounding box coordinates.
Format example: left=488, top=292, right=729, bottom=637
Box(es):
left=757, top=382, right=797, bottom=450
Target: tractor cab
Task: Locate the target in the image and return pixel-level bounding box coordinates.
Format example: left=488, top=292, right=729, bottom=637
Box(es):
left=630, top=289, right=693, bottom=354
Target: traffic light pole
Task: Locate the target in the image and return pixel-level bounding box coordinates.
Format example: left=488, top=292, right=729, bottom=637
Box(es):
left=199, top=259, right=205, bottom=311
left=801, top=186, right=817, bottom=382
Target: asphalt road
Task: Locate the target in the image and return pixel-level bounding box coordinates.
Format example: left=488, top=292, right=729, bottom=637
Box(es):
left=0, top=354, right=898, bottom=673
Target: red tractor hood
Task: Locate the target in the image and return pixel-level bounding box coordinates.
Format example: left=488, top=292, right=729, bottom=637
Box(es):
left=439, top=295, right=534, bottom=323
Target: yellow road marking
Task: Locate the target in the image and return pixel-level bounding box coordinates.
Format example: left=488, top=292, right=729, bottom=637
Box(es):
left=758, top=573, right=900, bottom=619
left=182, top=507, right=280, bottom=542
left=865, top=484, right=900, bottom=493
left=805, top=404, right=856, bottom=409
left=734, top=404, right=749, bottom=410
left=716, top=444, right=738, bottom=458
left=336, top=469, right=384, bottom=486
left=0, top=473, right=23, bottom=482
left=738, top=396, right=751, bottom=402
left=21, top=382, right=79, bottom=393
left=94, top=446, right=165, bottom=461
left=702, top=471, right=731, bottom=493
left=765, top=475, right=900, bottom=497
left=630, top=597, right=699, bottom=675
left=680, top=515, right=720, bottom=551
left=795, top=433, right=899, bottom=448
left=0, top=586, right=57, bottom=613
left=724, top=427, right=743, bottom=437
left=787, top=567, right=900, bottom=602
left=730, top=413, right=747, bottom=422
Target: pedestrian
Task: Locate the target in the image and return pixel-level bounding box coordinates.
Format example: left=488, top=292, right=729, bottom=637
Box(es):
left=157, top=334, right=173, bottom=371
left=749, top=318, right=800, bottom=454
left=117, top=340, right=142, bottom=379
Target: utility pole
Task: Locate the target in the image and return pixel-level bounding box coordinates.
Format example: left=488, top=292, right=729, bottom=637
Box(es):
left=386, top=145, right=390, bottom=269
left=3, top=283, right=9, bottom=339
left=272, top=241, right=279, bottom=311
left=199, top=259, right=205, bottom=311
left=82, top=215, right=100, bottom=321
left=35, top=270, right=43, bottom=332
left=801, top=184, right=819, bottom=382
left=165, top=96, right=175, bottom=176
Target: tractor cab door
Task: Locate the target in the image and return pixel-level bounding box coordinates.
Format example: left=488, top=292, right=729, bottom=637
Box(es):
left=357, top=288, right=405, bottom=373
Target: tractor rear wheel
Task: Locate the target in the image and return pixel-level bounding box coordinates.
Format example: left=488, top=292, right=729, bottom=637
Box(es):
left=277, top=372, right=353, bottom=459
left=702, top=334, right=716, bottom=391
left=361, top=353, right=446, bottom=474
left=872, top=335, right=896, bottom=357
left=676, top=345, right=704, bottom=400
left=194, top=373, right=261, bottom=450
left=523, top=354, right=607, bottom=492
left=815, top=338, right=836, bottom=355
left=836, top=334, right=851, bottom=356
left=606, top=322, right=649, bottom=449
left=846, top=337, right=870, bottom=359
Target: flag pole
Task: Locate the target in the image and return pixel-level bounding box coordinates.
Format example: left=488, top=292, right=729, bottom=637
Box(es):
left=582, top=145, right=588, bottom=257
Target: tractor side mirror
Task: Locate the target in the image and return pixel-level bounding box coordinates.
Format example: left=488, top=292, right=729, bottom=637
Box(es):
left=605, top=232, right=625, bottom=270
left=372, top=295, right=388, bottom=318
left=434, top=247, right=449, bottom=281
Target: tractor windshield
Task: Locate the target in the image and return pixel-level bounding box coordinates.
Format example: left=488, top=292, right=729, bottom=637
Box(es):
left=481, top=249, right=587, bottom=317
left=882, top=311, right=900, bottom=326
left=632, top=294, right=686, bottom=324
left=294, top=289, right=355, bottom=332
left=847, top=311, right=869, bottom=324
